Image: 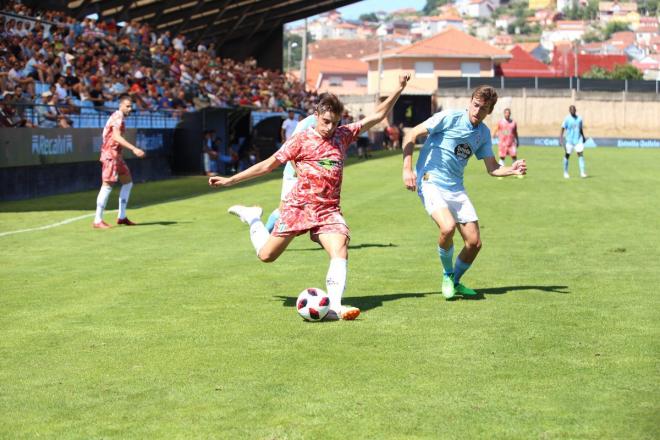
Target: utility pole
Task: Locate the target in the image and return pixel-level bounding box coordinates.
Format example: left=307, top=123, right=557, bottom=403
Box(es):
left=301, top=18, right=307, bottom=88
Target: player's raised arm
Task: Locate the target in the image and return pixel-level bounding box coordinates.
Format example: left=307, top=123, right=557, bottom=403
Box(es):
left=401, top=123, right=429, bottom=191
left=358, top=74, right=410, bottom=133
left=208, top=155, right=282, bottom=188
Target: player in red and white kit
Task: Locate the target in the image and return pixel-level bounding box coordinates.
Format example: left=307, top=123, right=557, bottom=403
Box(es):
left=93, top=94, right=145, bottom=228
left=209, top=75, right=410, bottom=320
left=494, top=108, right=520, bottom=170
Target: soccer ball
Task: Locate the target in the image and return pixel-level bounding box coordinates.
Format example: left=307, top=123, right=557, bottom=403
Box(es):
left=296, top=288, right=331, bottom=322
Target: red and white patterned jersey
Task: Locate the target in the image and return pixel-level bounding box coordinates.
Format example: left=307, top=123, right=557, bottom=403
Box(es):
left=274, top=122, right=361, bottom=208
left=497, top=118, right=517, bottom=148
left=100, top=110, right=125, bottom=161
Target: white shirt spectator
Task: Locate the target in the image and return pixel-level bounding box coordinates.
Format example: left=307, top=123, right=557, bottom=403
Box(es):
left=172, top=36, right=184, bottom=52
left=55, top=82, right=68, bottom=100
left=281, top=117, right=298, bottom=141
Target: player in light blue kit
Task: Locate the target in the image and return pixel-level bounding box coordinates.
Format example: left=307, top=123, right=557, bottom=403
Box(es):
left=265, top=114, right=318, bottom=232
left=402, top=86, right=527, bottom=300
left=560, top=105, right=587, bottom=179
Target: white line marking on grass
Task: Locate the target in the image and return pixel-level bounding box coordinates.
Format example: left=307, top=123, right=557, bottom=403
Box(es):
left=0, top=213, right=96, bottom=237
left=0, top=192, right=203, bottom=238
left=1, top=183, right=221, bottom=238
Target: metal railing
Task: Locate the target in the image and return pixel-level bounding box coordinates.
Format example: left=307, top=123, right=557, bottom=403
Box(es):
left=1, top=102, right=181, bottom=129
left=438, top=76, right=660, bottom=94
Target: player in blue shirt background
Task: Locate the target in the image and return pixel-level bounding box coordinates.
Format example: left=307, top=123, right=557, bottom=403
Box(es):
left=401, top=85, right=527, bottom=300
left=560, top=105, right=587, bottom=178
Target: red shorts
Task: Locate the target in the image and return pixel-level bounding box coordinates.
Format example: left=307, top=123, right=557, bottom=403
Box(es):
left=271, top=205, right=350, bottom=242
left=498, top=143, right=517, bottom=158
left=101, top=157, right=130, bottom=183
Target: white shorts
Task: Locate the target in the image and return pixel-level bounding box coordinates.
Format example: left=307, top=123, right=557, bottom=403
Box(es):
left=565, top=142, right=584, bottom=154
left=419, top=181, right=478, bottom=224
left=280, top=176, right=297, bottom=201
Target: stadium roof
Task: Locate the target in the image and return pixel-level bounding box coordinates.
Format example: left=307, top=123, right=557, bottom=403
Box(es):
left=61, top=0, right=360, bottom=47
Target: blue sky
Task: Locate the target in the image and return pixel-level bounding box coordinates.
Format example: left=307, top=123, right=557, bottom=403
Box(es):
left=286, top=0, right=427, bottom=26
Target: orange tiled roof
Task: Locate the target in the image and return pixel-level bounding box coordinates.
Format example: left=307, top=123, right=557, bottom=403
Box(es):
left=309, top=39, right=401, bottom=60
left=362, top=27, right=510, bottom=61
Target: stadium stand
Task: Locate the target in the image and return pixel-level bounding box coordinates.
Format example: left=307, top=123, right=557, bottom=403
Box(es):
left=0, top=1, right=320, bottom=129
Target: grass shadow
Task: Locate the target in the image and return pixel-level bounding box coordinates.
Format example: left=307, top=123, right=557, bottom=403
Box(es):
left=288, top=242, right=398, bottom=252
left=447, top=284, right=570, bottom=301
left=478, top=285, right=570, bottom=295
left=134, top=221, right=187, bottom=226
left=274, top=291, right=432, bottom=313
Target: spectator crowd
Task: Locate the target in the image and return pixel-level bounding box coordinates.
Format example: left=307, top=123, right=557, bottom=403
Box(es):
left=0, top=1, right=320, bottom=128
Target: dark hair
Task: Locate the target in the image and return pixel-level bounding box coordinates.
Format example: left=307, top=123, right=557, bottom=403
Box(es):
left=471, top=85, right=498, bottom=113
left=315, top=93, right=343, bottom=116
left=119, top=94, right=131, bottom=103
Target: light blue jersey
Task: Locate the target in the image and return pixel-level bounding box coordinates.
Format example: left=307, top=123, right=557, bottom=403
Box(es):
left=282, top=115, right=317, bottom=179
left=416, top=109, right=493, bottom=192
left=561, top=115, right=583, bottom=145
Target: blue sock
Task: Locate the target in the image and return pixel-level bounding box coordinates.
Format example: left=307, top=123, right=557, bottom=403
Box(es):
left=265, top=209, right=280, bottom=233
left=438, top=245, right=454, bottom=276
left=578, top=156, right=586, bottom=175
left=453, top=257, right=471, bottom=285
left=563, top=157, right=569, bottom=174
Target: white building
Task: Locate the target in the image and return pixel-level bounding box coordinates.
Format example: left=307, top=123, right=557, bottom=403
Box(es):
left=540, top=20, right=587, bottom=49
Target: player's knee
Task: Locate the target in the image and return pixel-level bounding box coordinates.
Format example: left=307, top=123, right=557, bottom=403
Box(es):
left=257, top=250, right=278, bottom=263
left=439, top=223, right=456, bottom=238
left=467, top=238, right=482, bottom=251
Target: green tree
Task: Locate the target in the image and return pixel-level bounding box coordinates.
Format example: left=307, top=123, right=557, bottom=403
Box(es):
left=583, top=66, right=610, bottom=79
left=582, top=29, right=603, bottom=43
left=583, top=64, right=643, bottom=80
left=638, top=0, right=658, bottom=15
left=423, top=0, right=451, bottom=15
left=282, top=33, right=304, bottom=72
left=609, top=64, right=643, bottom=80
left=359, top=13, right=379, bottom=22
left=603, top=21, right=631, bottom=39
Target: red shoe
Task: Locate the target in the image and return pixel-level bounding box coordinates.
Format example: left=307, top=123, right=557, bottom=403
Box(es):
left=92, top=220, right=111, bottom=229
left=339, top=306, right=361, bottom=321
left=116, top=217, right=137, bottom=226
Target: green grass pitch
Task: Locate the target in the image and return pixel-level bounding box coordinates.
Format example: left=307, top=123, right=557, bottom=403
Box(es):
left=1, top=147, right=658, bottom=439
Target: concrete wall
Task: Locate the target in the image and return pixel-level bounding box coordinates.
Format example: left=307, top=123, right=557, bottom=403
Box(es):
left=339, top=89, right=660, bottom=138
left=436, top=89, right=660, bottom=138
left=367, top=58, right=494, bottom=95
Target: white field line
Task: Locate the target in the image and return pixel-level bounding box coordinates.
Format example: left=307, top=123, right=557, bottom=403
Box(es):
left=0, top=191, right=210, bottom=238
left=0, top=212, right=98, bottom=237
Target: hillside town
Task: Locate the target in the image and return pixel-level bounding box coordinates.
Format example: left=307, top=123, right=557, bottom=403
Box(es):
left=286, top=0, right=660, bottom=95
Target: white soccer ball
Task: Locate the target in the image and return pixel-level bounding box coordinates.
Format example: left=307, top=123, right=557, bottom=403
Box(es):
left=296, top=288, right=331, bottom=322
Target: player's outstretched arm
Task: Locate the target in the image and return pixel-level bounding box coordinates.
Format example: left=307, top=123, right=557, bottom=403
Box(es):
left=484, top=156, right=527, bottom=177
left=208, top=155, right=281, bottom=188
left=358, top=74, right=410, bottom=133
left=402, top=123, right=428, bottom=191
left=113, top=126, right=145, bottom=158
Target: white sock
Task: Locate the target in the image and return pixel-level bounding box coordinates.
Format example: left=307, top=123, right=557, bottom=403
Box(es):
left=326, top=258, right=347, bottom=311
left=118, top=182, right=133, bottom=219
left=249, top=219, right=269, bottom=254
left=94, top=185, right=112, bottom=223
